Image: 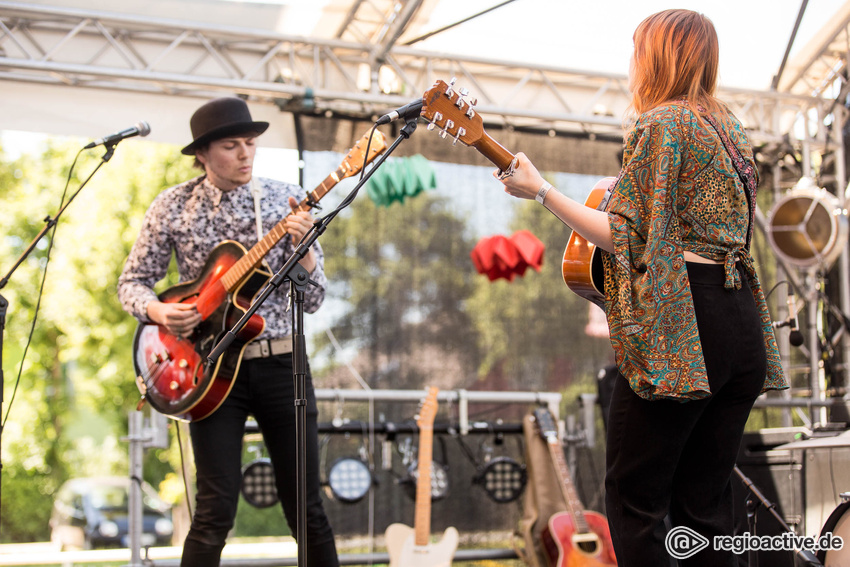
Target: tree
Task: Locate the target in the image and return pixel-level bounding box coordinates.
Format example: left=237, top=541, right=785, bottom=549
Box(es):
left=317, top=191, right=482, bottom=398
left=0, top=138, right=195, bottom=541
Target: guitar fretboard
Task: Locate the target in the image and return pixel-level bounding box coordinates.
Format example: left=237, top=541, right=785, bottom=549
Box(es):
left=546, top=437, right=591, bottom=534
left=218, top=162, right=351, bottom=292
left=414, top=423, right=434, bottom=547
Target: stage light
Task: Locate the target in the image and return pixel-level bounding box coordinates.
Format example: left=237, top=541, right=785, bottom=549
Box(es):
left=474, top=456, right=527, bottom=503
left=326, top=457, right=374, bottom=504
left=241, top=459, right=278, bottom=508
left=404, top=460, right=450, bottom=501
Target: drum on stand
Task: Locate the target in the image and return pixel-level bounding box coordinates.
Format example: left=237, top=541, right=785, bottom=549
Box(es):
left=767, top=178, right=848, bottom=270
left=817, top=492, right=850, bottom=564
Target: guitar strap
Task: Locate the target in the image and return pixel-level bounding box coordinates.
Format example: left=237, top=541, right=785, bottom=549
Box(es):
left=700, top=110, right=757, bottom=252
left=251, top=177, right=264, bottom=242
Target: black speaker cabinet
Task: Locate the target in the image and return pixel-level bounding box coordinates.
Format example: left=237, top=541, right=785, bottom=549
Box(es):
left=733, top=428, right=805, bottom=567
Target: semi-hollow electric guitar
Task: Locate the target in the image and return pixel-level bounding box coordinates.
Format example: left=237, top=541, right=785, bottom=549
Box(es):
left=132, top=129, right=387, bottom=421
left=385, top=387, right=458, bottom=567
left=533, top=407, right=617, bottom=566
left=420, top=78, right=610, bottom=306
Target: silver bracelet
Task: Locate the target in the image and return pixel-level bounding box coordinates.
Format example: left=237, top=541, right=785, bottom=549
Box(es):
left=535, top=181, right=553, bottom=204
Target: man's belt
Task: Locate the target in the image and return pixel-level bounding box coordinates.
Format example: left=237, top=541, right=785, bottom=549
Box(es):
left=242, top=337, right=293, bottom=360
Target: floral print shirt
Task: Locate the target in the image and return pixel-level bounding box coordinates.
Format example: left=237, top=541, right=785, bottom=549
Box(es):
left=601, top=103, right=787, bottom=401
left=118, top=175, right=327, bottom=340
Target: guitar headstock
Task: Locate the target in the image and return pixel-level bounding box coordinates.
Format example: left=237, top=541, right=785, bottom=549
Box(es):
left=533, top=407, right=559, bottom=442
left=421, top=78, right=515, bottom=173
left=421, top=78, right=483, bottom=148
left=340, top=129, right=388, bottom=179
left=417, top=387, right=440, bottom=431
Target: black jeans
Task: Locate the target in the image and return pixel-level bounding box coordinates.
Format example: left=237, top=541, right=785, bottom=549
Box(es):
left=605, top=262, right=767, bottom=567
left=181, top=354, right=339, bottom=567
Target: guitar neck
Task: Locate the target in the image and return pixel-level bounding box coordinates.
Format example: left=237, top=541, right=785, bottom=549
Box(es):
left=547, top=439, right=591, bottom=534
left=472, top=132, right=516, bottom=174
left=218, top=168, right=342, bottom=291
left=414, top=425, right=434, bottom=546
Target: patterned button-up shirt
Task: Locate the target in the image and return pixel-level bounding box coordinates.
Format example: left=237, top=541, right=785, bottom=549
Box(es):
left=118, top=175, right=327, bottom=340
left=602, top=103, right=787, bottom=401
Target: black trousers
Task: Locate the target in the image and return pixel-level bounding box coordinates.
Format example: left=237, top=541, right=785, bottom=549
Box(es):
left=181, top=354, right=339, bottom=567
left=605, top=262, right=767, bottom=567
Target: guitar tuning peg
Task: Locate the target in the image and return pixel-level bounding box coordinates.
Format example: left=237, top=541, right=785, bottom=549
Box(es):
left=427, top=122, right=437, bottom=131
left=439, top=119, right=455, bottom=139
left=468, top=97, right=478, bottom=107
left=452, top=127, right=467, bottom=146
left=466, top=107, right=476, bottom=119
left=446, top=77, right=457, bottom=97
left=459, top=87, right=469, bottom=97
left=455, top=97, right=465, bottom=109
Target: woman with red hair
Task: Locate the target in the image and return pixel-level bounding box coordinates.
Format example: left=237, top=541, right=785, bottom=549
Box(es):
left=499, top=9, right=787, bottom=566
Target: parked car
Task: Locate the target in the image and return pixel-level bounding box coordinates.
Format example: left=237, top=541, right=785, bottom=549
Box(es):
left=49, top=476, right=174, bottom=550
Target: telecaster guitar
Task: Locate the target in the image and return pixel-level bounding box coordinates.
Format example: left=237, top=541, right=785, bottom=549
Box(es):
left=419, top=78, right=611, bottom=306
left=534, top=407, right=617, bottom=566
left=132, top=129, right=388, bottom=421
left=385, top=387, right=458, bottom=567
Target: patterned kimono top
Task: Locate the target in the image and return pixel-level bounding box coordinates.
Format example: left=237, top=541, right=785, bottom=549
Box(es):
left=601, top=102, right=788, bottom=401
left=118, top=175, right=327, bottom=341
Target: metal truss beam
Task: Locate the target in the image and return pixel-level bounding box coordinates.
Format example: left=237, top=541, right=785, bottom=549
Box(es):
left=0, top=0, right=837, bottom=148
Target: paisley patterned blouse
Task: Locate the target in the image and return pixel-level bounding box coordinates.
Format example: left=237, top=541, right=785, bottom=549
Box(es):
left=601, top=102, right=788, bottom=401
left=118, top=175, right=327, bottom=341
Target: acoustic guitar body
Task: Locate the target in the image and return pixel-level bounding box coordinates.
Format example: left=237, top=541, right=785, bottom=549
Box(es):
left=542, top=510, right=618, bottom=567
left=561, top=177, right=617, bottom=308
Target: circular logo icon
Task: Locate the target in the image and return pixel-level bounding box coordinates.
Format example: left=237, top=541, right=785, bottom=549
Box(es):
left=665, top=526, right=710, bottom=560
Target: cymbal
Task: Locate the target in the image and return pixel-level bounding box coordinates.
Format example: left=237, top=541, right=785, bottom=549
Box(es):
left=774, top=429, right=850, bottom=450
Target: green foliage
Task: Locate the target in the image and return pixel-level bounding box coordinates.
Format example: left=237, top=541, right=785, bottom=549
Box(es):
left=0, top=138, right=195, bottom=542
left=318, top=192, right=481, bottom=394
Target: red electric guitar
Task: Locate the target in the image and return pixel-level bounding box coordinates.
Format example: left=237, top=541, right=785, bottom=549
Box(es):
left=132, top=129, right=387, bottom=421
left=420, top=78, right=610, bottom=306
left=533, top=407, right=617, bottom=566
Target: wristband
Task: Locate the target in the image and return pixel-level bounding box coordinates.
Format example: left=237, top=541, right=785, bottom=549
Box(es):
left=535, top=181, right=553, bottom=204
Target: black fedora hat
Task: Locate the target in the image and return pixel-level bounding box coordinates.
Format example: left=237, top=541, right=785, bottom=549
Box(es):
left=181, top=97, right=269, bottom=155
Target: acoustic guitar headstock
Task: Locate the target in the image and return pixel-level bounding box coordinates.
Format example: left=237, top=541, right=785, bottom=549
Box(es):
left=421, top=78, right=516, bottom=174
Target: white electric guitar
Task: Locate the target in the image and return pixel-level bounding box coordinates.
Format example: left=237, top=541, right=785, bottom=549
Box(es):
left=385, top=387, right=459, bottom=567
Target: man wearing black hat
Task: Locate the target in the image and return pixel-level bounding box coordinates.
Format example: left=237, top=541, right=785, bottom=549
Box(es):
left=118, top=97, right=339, bottom=566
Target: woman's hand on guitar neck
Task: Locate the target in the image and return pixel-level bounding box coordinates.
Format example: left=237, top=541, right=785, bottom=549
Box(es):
left=285, top=196, right=317, bottom=273
left=147, top=301, right=202, bottom=338
left=495, top=152, right=545, bottom=200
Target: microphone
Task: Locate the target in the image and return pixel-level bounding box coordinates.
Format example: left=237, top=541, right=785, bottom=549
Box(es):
left=773, top=290, right=804, bottom=347
left=84, top=121, right=151, bottom=149
left=374, top=99, right=424, bottom=125
left=787, top=291, right=805, bottom=347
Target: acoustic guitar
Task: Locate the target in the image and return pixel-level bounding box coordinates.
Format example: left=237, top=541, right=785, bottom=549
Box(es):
left=561, top=177, right=616, bottom=308
left=419, top=78, right=611, bottom=306
left=132, top=129, right=387, bottom=421
left=533, top=407, right=617, bottom=566
left=385, top=387, right=458, bottom=567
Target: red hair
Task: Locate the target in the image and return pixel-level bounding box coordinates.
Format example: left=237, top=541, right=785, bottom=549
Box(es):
left=630, top=10, right=722, bottom=117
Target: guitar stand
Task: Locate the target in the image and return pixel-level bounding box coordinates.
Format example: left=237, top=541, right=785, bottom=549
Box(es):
left=733, top=465, right=822, bottom=567
left=207, top=117, right=419, bottom=567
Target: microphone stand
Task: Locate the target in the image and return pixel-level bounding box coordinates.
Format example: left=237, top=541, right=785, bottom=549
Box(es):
left=0, top=143, right=118, bottom=513
left=733, top=465, right=823, bottom=567
left=206, top=118, right=419, bottom=567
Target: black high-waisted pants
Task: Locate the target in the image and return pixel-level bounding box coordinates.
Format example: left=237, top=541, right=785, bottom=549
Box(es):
left=605, top=262, right=767, bottom=566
